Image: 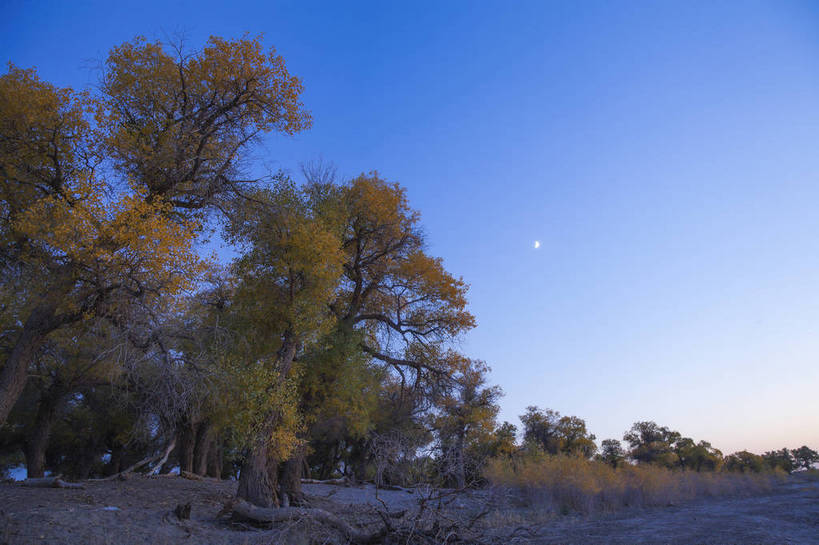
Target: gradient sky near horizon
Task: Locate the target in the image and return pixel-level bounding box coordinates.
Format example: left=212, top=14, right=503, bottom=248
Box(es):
left=4, top=0, right=819, bottom=455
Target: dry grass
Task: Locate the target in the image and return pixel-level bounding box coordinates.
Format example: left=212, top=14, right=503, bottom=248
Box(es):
left=485, top=454, right=785, bottom=515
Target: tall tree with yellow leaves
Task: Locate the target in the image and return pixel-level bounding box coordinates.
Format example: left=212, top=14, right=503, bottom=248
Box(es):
left=0, top=66, right=202, bottom=425
left=266, top=173, right=477, bottom=502
left=225, top=178, right=344, bottom=507
left=0, top=35, right=312, bottom=426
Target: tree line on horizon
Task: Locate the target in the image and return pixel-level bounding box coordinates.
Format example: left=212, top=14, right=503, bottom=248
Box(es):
left=0, top=35, right=816, bottom=511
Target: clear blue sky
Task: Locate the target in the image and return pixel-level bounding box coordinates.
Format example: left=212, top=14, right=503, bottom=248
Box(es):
left=4, top=0, right=819, bottom=454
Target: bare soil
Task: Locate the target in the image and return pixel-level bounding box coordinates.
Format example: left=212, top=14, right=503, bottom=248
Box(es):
left=511, top=476, right=819, bottom=545
left=0, top=475, right=816, bottom=544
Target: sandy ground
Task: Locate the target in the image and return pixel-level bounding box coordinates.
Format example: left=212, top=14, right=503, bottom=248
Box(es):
left=0, top=475, right=816, bottom=544
left=514, top=476, right=819, bottom=545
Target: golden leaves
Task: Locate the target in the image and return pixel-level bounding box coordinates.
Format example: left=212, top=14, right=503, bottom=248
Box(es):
left=97, top=35, right=312, bottom=210
left=12, top=180, right=206, bottom=300
left=230, top=179, right=344, bottom=344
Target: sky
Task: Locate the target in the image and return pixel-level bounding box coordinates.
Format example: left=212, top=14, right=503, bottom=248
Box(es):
left=3, top=0, right=819, bottom=455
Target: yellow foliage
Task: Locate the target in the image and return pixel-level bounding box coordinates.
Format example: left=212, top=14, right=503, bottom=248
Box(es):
left=97, top=35, right=312, bottom=210
left=13, top=183, right=204, bottom=305
left=229, top=179, right=344, bottom=349
left=221, top=355, right=303, bottom=461
left=1, top=64, right=207, bottom=320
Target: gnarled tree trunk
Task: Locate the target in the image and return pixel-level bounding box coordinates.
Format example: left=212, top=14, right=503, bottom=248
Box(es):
left=279, top=443, right=307, bottom=506
left=0, top=302, right=63, bottom=426
left=24, top=384, right=63, bottom=478
left=237, top=439, right=279, bottom=507
left=193, top=420, right=213, bottom=476
left=206, top=435, right=222, bottom=479
left=236, top=337, right=297, bottom=507
left=176, top=419, right=196, bottom=473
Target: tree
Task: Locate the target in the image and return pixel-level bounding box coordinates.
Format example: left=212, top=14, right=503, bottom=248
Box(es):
left=300, top=326, right=380, bottom=481
left=723, top=450, right=766, bottom=473
left=674, top=438, right=722, bottom=472
left=520, top=406, right=595, bottom=457
left=520, top=406, right=561, bottom=454
left=762, top=448, right=795, bottom=473
left=596, top=439, right=626, bottom=468
left=792, top=445, right=818, bottom=471
left=0, top=65, right=204, bottom=426
left=98, top=35, right=311, bottom=213
left=623, top=421, right=681, bottom=468
left=432, top=356, right=502, bottom=488
left=313, top=173, right=476, bottom=383
left=225, top=178, right=343, bottom=507
left=487, top=422, right=518, bottom=459
left=2, top=34, right=312, bottom=428
left=555, top=415, right=597, bottom=458
left=272, top=172, right=477, bottom=500
left=18, top=321, right=131, bottom=477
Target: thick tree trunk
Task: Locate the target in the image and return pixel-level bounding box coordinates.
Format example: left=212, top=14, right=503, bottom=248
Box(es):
left=453, top=432, right=466, bottom=489
left=193, top=420, right=212, bottom=476
left=349, top=438, right=369, bottom=483
left=318, top=441, right=339, bottom=480
left=107, top=446, right=123, bottom=476
left=0, top=302, right=62, bottom=426
left=235, top=338, right=298, bottom=507
left=24, top=386, right=62, bottom=479
left=280, top=444, right=307, bottom=506
left=177, top=420, right=196, bottom=473
left=237, top=441, right=279, bottom=508
left=206, top=436, right=222, bottom=479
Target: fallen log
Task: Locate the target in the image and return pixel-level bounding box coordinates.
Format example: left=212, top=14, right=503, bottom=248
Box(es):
left=147, top=439, right=176, bottom=476
left=179, top=470, right=203, bottom=481
left=91, top=439, right=176, bottom=482
left=231, top=499, right=386, bottom=544
left=300, top=477, right=351, bottom=486
left=19, top=477, right=85, bottom=489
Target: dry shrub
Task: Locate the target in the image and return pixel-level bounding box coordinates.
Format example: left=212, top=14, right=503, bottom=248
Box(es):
left=485, top=453, right=784, bottom=514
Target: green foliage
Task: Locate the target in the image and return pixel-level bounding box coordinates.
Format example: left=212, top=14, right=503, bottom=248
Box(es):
left=521, top=406, right=596, bottom=458
left=674, top=438, right=723, bottom=472
left=487, top=422, right=518, bottom=459
left=723, top=450, right=767, bottom=473
left=220, top=356, right=303, bottom=462
left=762, top=448, right=795, bottom=473
left=623, top=421, right=681, bottom=468
left=792, top=445, right=819, bottom=471
left=300, top=326, right=380, bottom=439
left=596, top=439, right=626, bottom=468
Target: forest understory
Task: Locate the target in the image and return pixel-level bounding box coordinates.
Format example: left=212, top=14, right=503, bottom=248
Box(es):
left=1, top=473, right=817, bottom=545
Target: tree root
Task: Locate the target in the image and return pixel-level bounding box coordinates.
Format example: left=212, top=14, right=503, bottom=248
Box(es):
left=231, top=499, right=387, bottom=544
left=19, top=477, right=85, bottom=489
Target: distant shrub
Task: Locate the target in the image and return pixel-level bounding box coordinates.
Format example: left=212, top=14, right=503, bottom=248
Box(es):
left=723, top=450, right=767, bottom=473
left=485, top=451, right=783, bottom=514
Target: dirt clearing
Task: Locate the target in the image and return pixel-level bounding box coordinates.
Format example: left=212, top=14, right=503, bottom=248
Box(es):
left=0, top=475, right=816, bottom=544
